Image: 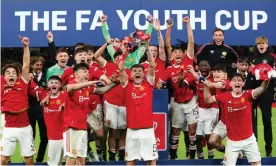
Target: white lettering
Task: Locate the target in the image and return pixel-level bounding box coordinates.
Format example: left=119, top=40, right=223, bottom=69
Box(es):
left=171, top=10, right=188, bottom=30
left=90, top=10, right=104, bottom=30
left=117, top=10, right=133, bottom=30
left=52, top=11, right=67, bottom=31
left=215, top=10, right=231, bottom=30
left=152, top=10, right=171, bottom=30
left=33, top=11, right=49, bottom=31
left=76, top=10, right=91, bottom=30
left=252, top=11, right=268, bottom=30
left=189, top=10, right=207, bottom=30
left=15, top=11, right=31, bottom=31
left=131, top=92, right=146, bottom=99
left=233, top=10, right=250, bottom=30
left=134, top=10, right=150, bottom=30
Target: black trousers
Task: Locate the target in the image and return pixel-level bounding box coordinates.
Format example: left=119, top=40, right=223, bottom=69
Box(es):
left=28, top=102, right=48, bottom=162
left=252, top=96, right=273, bottom=154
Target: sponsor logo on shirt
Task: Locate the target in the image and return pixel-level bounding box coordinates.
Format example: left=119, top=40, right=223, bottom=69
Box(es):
left=79, top=96, right=89, bottom=102
left=210, top=50, right=214, bottom=54
left=131, top=92, right=146, bottom=99
left=227, top=106, right=246, bottom=112
left=44, top=107, right=60, bottom=113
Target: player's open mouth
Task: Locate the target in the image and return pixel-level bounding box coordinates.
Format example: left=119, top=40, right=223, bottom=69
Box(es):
left=61, top=60, right=67, bottom=64
left=260, top=47, right=264, bottom=51
left=52, top=87, right=57, bottom=90
left=176, top=56, right=181, bottom=59
left=9, top=78, right=15, bottom=83
left=81, top=60, right=85, bottom=63
left=234, top=85, right=240, bottom=88
left=135, top=75, right=141, bottom=79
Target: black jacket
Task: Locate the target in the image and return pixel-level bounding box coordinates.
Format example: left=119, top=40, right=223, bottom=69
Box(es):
left=195, top=42, right=238, bottom=75
left=249, top=50, right=275, bottom=99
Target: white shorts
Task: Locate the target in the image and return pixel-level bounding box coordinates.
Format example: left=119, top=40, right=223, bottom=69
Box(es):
left=196, top=107, right=219, bottom=135
left=48, top=139, right=63, bottom=166
left=87, top=104, right=103, bottom=131
left=223, top=134, right=261, bottom=165
left=0, top=125, right=35, bottom=157
left=212, top=120, right=227, bottom=139
left=125, top=128, right=158, bottom=161
left=0, top=114, right=5, bottom=135
left=63, top=128, right=87, bottom=158
left=171, top=96, right=198, bottom=128
left=104, top=101, right=126, bottom=129
left=182, top=117, right=188, bottom=132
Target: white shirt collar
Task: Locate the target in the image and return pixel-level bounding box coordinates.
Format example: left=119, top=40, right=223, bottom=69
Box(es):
left=237, top=69, right=248, bottom=77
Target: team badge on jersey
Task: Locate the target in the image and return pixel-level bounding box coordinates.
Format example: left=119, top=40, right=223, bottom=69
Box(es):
left=262, top=59, right=267, bottom=64
left=72, top=149, right=77, bottom=155
left=140, top=86, right=145, bottom=91
left=222, top=52, right=227, bottom=56
left=16, top=81, right=20, bottom=85
left=240, top=97, right=245, bottom=103
left=56, top=99, right=61, bottom=104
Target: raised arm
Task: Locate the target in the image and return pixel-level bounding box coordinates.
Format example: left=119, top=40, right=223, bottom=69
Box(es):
left=204, top=81, right=225, bottom=89
left=187, top=65, right=200, bottom=80
left=19, top=35, right=30, bottom=82
left=101, top=15, right=116, bottom=59
left=46, top=31, right=57, bottom=66
left=153, top=18, right=166, bottom=60
left=145, top=15, right=154, bottom=35
left=118, top=60, right=128, bottom=87
left=252, top=80, right=270, bottom=98
left=93, top=82, right=117, bottom=95
left=165, top=18, right=174, bottom=60
left=134, top=15, right=154, bottom=62
left=183, top=16, right=194, bottom=59
left=147, top=44, right=155, bottom=79
left=66, top=81, right=99, bottom=92
left=203, top=86, right=217, bottom=104
left=101, top=15, right=111, bottom=43
left=94, top=43, right=108, bottom=66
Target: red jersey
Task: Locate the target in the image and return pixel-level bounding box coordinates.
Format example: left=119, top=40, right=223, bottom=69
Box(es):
left=215, top=79, right=231, bottom=123
left=214, top=90, right=255, bottom=141
left=123, top=77, right=154, bottom=129
left=64, top=80, right=94, bottom=130
left=1, top=77, right=29, bottom=113
left=61, top=66, right=105, bottom=86
left=141, top=57, right=166, bottom=86
left=169, top=54, right=194, bottom=68
left=160, top=65, right=196, bottom=103
left=196, top=74, right=218, bottom=109
left=61, top=67, right=74, bottom=86
left=101, top=61, right=124, bottom=106
left=38, top=90, right=65, bottom=140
